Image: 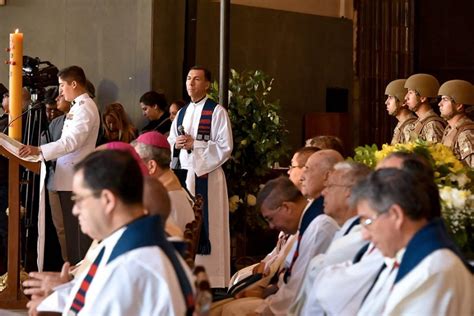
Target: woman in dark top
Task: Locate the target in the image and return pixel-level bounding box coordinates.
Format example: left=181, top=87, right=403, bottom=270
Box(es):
left=139, top=91, right=171, bottom=135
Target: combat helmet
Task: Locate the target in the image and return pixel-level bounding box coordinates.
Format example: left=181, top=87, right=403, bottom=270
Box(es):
left=385, top=79, right=407, bottom=102
left=404, top=74, right=439, bottom=98
left=438, top=80, right=474, bottom=106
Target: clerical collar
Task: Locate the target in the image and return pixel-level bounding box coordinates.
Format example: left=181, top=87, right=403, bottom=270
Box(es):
left=190, top=95, right=207, bottom=105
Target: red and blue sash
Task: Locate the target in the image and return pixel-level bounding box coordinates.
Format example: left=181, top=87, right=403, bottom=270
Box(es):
left=173, top=98, right=218, bottom=255
left=108, top=215, right=195, bottom=315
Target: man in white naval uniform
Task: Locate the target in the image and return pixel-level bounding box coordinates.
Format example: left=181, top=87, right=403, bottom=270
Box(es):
left=354, top=168, right=473, bottom=316
left=289, top=161, right=371, bottom=315
left=19, top=65, right=100, bottom=264
left=168, top=66, right=233, bottom=287
left=30, top=150, right=195, bottom=315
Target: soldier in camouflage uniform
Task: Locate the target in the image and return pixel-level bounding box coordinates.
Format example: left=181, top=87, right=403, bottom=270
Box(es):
left=438, top=80, right=474, bottom=167
left=404, top=74, right=446, bottom=142
left=385, top=79, right=417, bottom=144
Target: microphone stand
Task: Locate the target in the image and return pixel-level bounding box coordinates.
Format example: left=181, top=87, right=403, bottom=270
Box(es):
left=20, top=93, right=50, bottom=270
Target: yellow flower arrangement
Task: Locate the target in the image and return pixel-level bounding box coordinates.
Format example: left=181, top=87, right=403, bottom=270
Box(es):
left=360, top=140, right=471, bottom=188
left=354, top=140, right=474, bottom=255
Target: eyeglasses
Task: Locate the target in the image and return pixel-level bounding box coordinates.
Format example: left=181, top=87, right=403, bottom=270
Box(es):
left=360, top=211, right=388, bottom=228
left=289, top=165, right=304, bottom=170
left=71, top=192, right=98, bottom=204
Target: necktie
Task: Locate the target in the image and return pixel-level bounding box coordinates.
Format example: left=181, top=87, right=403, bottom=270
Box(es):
left=69, top=247, right=105, bottom=315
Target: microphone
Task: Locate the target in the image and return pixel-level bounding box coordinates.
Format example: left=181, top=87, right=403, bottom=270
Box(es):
left=177, top=125, right=191, bottom=154
left=2, top=102, right=43, bottom=134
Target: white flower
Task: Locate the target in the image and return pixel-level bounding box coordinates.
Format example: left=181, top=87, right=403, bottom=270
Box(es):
left=439, top=186, right=454, bottom=209
left=451, top=188, right=469, bottom=209
left=449, top=173, right=470, bottom=188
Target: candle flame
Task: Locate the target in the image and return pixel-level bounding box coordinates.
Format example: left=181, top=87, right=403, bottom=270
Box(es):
left=15, top=29, right=19, bottom=33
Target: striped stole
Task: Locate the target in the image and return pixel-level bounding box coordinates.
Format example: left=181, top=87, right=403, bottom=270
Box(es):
left=175, top=98, right=218, bottom=255
left=283, top=197, right=324, bottom=283
left=69, top=247, right=105, bottom=314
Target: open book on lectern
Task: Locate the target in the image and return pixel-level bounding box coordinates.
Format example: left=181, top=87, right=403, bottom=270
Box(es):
left=0, top=133, right=41, bottom=162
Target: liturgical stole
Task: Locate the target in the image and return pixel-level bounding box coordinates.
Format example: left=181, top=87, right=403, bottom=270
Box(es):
left=108, top=215, right=195, bottom=315
left=172, top=98, right=218, bottom=255
left=394, top=217, right=474, bottom=283
left=284, top=196, right=324, bottom=283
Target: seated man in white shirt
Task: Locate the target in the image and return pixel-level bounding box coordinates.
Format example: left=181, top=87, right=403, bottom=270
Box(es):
left=29, top=150, right=195, bottom=315
left=289, top=161, right=371, bottom=314
left=354, top=168, right=473, bottom=316
left=222, top=156, right=340, bottom=316
left=210, top=147, right=321, bottom=315
left=229, top=147, right=320, bottom=290
left=298, top=152, right=437, bottom=316
left=24, top=167, right=176, bottom=307
left=133, top=131, right=194, bottom=233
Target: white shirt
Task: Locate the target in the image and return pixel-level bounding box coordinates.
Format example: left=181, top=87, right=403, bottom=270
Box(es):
left=303, top=244, right=384, bottom=316
left=332, top=215, right=360, bottom=240
left=358, top=248, right=405, bottom=316
left=255, top=202, right=339, bottom=315
left=38, top=225, right=194, bottom=315
left=289, top=217, right=366, bottom=315
left=384, top=249, right=473, bottom=316
left=228, top=232, right=296, bottom=288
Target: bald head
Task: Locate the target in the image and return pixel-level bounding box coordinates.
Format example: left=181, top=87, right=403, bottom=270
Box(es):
left=300, top=149, right=344, bottom=199
left=376, top=155, right=405, bottom=169
left=377, top=152, right=433, bottom=177
left=143, top=176, right=171, bottom=221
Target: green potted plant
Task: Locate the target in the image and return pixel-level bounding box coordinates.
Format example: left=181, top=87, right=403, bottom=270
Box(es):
left=209, top=69, right=289, bottom=260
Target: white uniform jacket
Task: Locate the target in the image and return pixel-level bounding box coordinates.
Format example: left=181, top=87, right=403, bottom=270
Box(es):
left=41, top=93, right=100, bottom=191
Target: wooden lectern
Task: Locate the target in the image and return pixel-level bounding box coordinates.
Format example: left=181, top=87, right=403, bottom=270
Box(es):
left=0, top=135, right=40, bottom=309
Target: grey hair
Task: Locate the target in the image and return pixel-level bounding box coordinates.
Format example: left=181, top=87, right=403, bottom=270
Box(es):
left=133, top=142, right=171, bottom=169
left=257, top=176, right=303, bottom=211
left=332, top=161, right=371, bottom=188
left=349, top=168, right=439, bottom=220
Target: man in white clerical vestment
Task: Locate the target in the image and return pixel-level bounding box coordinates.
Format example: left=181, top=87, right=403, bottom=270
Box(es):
left=354, top=168, right=473, bottom=316
left=168, top=66, right=233, bottom=287
left=290, top=161, right=371, bottom=315
left=30, top=150, right=195, bottom=315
